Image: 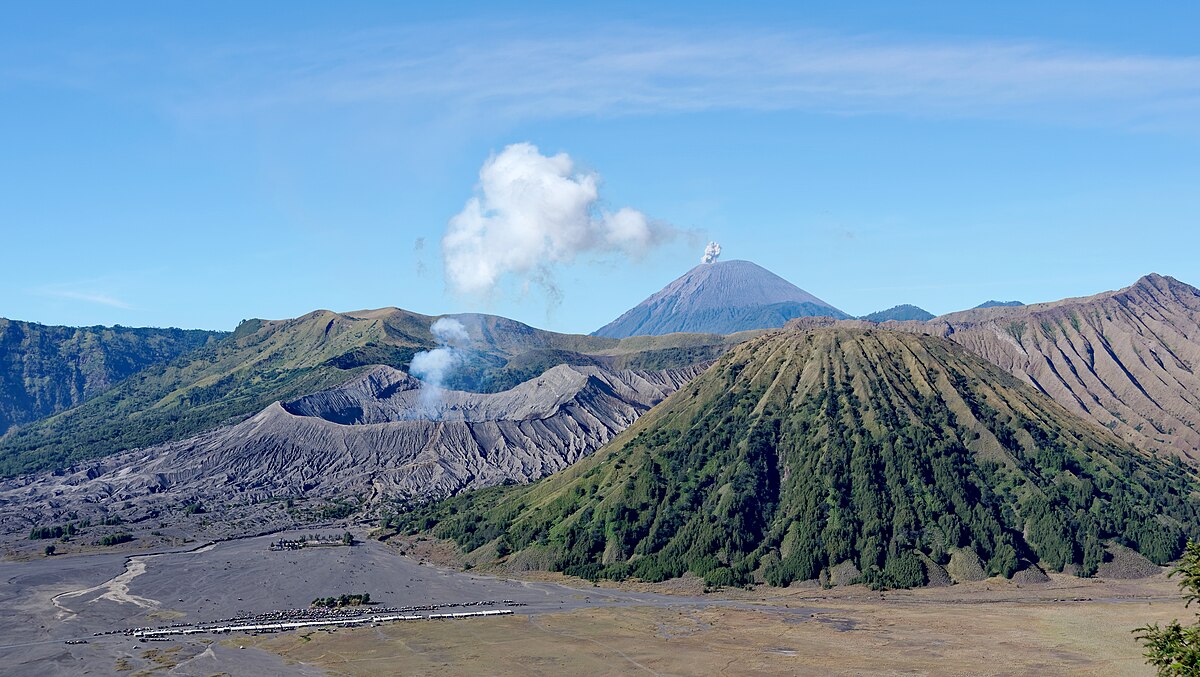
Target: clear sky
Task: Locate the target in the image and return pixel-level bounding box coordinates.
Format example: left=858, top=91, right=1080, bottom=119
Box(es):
left=3, top=2, right=1199, bottom=334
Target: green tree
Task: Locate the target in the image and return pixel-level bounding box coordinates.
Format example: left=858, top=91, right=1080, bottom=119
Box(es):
left=43, top=544, right=55, bottom=556
left=1135, top=540, right=1200, bottom=675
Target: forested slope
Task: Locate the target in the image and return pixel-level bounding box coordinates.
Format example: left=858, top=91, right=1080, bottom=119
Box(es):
left=396, top=328, right=1200, bottom=589
left=0, top=318, right=221, bottom=435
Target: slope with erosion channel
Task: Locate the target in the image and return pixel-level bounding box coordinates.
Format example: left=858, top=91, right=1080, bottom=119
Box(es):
left=0, top=307, right=752, bottom=477
left=0, top=362, right=706, bottom=537
left=790, top=274, right=1200, bottom=460
left=926, top=274, right=1200, bottom=460
left=396, top=327, right=1200, bottom=590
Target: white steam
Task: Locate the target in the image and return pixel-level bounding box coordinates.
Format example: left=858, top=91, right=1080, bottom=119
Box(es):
left=429, top=316, right=469, bottom=344
left=408, top=317, right=470, bottom=418
left=701, top=241, right=722, bottom=264
left=442, top=143, right=675, bottom=301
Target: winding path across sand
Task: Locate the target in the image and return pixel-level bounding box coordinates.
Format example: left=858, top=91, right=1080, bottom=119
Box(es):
left=52, top=555, right=161, bottom=617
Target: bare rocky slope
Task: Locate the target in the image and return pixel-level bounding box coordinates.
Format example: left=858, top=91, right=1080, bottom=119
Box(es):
left=0, top=363, right=704, bottom=537
left=789, top=274, right=1200, bottom=460
left=594, top=260, right=849, bottom=338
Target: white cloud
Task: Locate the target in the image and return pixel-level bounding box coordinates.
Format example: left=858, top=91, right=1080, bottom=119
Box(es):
left=442, top=143, right=675, bottom=298
left=40, top=289, right=133, bottom=309
left=134, top=26, right=1200, bottom=133
left=409, top=346, right=459, bottom=384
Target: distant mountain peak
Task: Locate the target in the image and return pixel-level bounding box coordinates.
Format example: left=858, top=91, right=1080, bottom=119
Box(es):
left=860, top=304, right=934, bottom=323
left=1131, top=272, right=1184, bottom=293
left=593, top=259, right=849, bottom=338
left=974, top=300, right=1024, bottom=309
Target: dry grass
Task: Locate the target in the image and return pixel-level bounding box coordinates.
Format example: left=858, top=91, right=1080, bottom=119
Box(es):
left=380, top=533, right=465, bottom=569
left=240, top=573, right=1188, bottom=676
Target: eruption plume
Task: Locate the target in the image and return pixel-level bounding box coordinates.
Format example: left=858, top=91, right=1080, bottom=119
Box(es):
left=701, top=241, right=722, bottom=264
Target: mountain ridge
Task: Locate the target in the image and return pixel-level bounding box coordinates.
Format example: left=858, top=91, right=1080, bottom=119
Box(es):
left=0, top=307, right=748, bottom=477
left=785, top=274, right=1200, bottom=460
left=0, top=362, right=707, bottom=536
left=860, top=304, right=935, bottom=322
left=0, top=318, right=223, bottom=436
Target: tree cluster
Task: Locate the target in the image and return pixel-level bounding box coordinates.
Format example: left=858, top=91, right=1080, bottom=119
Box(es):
left=1136, top=540, right=1200, bottom=675
left=311, top=593, right=371, bottom=608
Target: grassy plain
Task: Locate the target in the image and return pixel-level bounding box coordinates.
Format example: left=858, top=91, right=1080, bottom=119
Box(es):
left=241, top=573, right=1186, bottom=676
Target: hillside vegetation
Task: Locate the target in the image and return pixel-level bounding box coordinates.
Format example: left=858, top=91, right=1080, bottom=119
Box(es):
left=394, top=328, right=1200, bottom=589
left=0, top=319, right=221, bottom=435
left=861, top=304, right=935, bottom=322
left=787, top=275, right=1200, bottom=461
left=0, top=309, right=749, bottom=477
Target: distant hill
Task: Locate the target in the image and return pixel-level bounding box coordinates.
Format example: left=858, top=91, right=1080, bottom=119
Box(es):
left=0, top=319, right=221, bottom=435
left=974, top=300, right=1024, bottom=309
left=593, top=260, right=848, bottom=338
left=397, top=327, right=1199, bottom=588
left=0, top=308, right=749, bottom=477
left=860, top=304, right=934, bottom=322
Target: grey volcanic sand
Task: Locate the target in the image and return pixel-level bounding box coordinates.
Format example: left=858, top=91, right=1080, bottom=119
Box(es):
left=0, top=533, right=775, bottom=676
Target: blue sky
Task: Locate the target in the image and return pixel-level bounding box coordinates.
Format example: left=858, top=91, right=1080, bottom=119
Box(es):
left=3, top=2, right=1199, bottom=333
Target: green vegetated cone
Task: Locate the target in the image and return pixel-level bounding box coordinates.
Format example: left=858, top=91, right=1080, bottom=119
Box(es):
left=400, top=327, right=1200, bottom=589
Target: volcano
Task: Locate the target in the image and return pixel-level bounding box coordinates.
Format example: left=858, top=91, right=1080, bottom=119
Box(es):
left=594, top=259, right=848, bottom=338
left=401, top=326, right=1199, bottom=588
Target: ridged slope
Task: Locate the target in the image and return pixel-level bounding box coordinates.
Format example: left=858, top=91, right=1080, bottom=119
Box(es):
left=0, top=363, right=706, bottom=533
left=932, top=275, right=1200, bottom=459
left=403, top=328, right=1199, bottom=589
left=785, top=275, right=1200, bottom=460
left=594, top=260, right=848, bottom=338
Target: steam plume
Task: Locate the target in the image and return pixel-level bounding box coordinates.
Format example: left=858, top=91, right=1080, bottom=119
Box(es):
left=442, top=143, right=676, bottom=302
left=701, top=241, right=722, bottom=264
left=408, top=317, right=469, bottom=418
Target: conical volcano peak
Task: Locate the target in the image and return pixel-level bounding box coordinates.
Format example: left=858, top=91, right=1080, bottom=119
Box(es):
left=594, top=259, right=849, bottom=338
left=662, top=260, right=830, bottom=310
